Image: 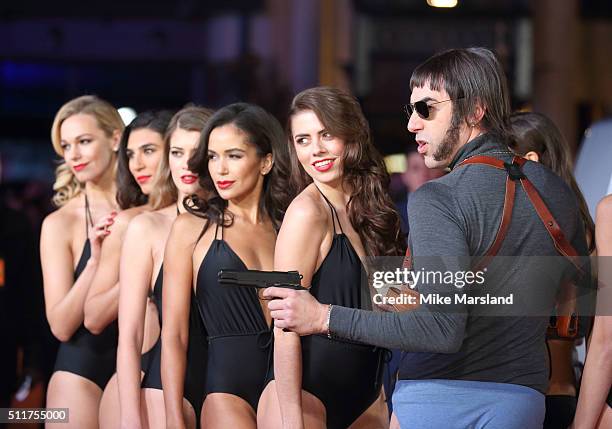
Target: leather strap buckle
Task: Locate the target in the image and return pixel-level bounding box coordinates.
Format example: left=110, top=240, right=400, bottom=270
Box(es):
left=503, top=162, right=526, bottom=181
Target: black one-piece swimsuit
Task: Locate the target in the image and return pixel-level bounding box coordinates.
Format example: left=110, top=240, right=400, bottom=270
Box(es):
left=195, top=222, right=272, bottom=412
left=53, top=197, right=118, bottom=389
left=269, top=190, right=387, bottom=429
left=140, top=267, right=208, bottom=419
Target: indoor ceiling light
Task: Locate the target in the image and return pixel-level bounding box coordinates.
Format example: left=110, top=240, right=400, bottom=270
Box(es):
left=427, top=0, right=458, bottom=8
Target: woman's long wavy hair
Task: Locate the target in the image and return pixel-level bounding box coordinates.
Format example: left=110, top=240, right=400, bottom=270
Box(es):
left=509, top=111, right=595, bottom=252
left=148, top=106, right=213, bottom=210
left=288, top=86, right=406, bottom=257
left=116, top=110, right=174, bottom=209
left=185, top=102, right=295, bottom=232
left=50, top=95, right=124, bottom=207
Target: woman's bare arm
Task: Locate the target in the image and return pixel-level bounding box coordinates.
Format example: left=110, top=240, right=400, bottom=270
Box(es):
left=274, top=195, right=327, bottom=429
left=573, top=196, right=612, bottom=428
left=41, top=209, right=112, bottom=341
left=161, top=214, right=200, bottom=429
left=117, top=214, right=155, bottom=429
left=84, top=208, right=140, bottom=333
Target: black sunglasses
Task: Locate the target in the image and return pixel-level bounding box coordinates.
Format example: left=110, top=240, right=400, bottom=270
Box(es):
left=402, top=97, right=463, bottom=120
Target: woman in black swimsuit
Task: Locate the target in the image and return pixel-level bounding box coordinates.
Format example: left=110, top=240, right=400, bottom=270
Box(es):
left=257, top=86, right=405, bottom=429
left=41, top=95, right=123, bottom=428
left=117, top=106, right=212, bottom=429
left=82, top=109, right=174, bottom=429
left=161, top=103, right=294, bottom=429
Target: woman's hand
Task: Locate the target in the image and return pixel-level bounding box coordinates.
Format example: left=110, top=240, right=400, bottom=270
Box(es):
left=90, top=211, right=116, bottom=261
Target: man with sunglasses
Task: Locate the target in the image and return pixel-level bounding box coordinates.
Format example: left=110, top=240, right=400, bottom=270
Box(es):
left=264, top=47, right=589, bottom=428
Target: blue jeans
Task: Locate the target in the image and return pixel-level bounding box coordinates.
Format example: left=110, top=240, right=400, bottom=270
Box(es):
left=392, top=379, right=545, bottom=429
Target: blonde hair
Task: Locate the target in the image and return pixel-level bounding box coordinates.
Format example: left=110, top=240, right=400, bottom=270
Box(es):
left=149, top=106, right=213, bottom=210
left=50, top=95, right=124, bottom=207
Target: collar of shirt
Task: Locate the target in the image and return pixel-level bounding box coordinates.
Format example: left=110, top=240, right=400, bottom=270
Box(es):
left=447, top=133, right=513, bottom=171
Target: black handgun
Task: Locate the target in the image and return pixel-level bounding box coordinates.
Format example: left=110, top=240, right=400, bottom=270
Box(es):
left=218, top=269, right=306, bottom=290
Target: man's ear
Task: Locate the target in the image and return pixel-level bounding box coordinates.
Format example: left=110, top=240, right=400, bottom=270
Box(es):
left=523, top=151, right=540, bottom=163
left=468, top=102, right=486, bottom=127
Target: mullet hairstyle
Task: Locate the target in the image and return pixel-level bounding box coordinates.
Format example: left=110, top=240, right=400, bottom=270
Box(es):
left=185, top=102, right=295, bottom=232
left=288, top=86, right=406, bottom=257
left=116, top=110, right=175, bottom=209
left=148, top=106, right=214, bottom=210
left=410, top=47, right=512, bottom=142
left=50, top=95, right=124, bottom=207
left=510, top=111, right=595, bottom=252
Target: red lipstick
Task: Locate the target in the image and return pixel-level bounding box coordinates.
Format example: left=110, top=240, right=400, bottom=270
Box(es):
left=312, top=158, right=335, bottom=172
left=73, top=163, right=88, bottom=172
left=136, top=175, right=151, bottom=184
left=181, top=174, right=198, bottom=185
left=216, top=180, right=235, bottom=190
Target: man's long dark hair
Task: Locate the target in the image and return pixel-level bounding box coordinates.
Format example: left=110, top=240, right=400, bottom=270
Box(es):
left=288, top=86, right=406, bottom=257
left=410, top=47, right=512, bottom=142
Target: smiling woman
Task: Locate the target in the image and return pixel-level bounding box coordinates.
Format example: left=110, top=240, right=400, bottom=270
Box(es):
left=257, top=86, right=405, bottom=429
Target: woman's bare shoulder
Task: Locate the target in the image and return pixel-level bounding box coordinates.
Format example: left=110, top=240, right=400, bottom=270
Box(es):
left=42, top=197, right=81, bottom=233
left=168, top=212, right=207, bottom=241
left=115, top=205, right=148, bottom=228
left=596, top=194, right=612, bottom=221
left=285, top=184, right=328, bottom=224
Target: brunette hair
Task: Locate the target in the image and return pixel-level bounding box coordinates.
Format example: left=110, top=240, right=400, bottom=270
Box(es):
left=509, top=111, right=595, bottom=252
left=50, top=95, right=124, bottom=207
left=185, top=102, right=294, bottom=231
left=116, top=110, right=174, bottom=209
left=148, top=106, right=214, bottom=210
left=410, top=47, right=511, bottom=141
left=288, top=86, right=406, bottom=257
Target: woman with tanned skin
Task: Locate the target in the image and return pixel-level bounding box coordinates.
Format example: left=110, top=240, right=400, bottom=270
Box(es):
left=572, top=195, right=612, bottom=429
left=257, top=87, right=405, bottom=429
left=117, top=107, right=212, bottom=429
left=41, top=95, right=123, bottom=428
left=82, top=110, right=174, bottom=429
left=161, top=103, right=294, bottom=429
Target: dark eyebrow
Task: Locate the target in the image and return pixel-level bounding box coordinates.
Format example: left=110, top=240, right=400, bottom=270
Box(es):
left=225, top=148, right=246, bottom=154
left=293, top=133, right=310, bottom=139
left=138, top=143, right=158, bottom=150
left=413, top=97, right=437, bottom=104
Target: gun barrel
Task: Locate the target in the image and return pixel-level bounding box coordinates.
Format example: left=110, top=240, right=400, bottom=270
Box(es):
left=218, top=269, right=304, bottom=289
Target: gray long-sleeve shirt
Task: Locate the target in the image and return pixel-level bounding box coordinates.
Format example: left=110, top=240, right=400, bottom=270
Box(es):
left=330, top=133, right=589, bottom=393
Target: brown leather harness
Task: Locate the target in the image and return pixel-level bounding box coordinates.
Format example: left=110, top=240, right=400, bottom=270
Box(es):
left=388, top=155, right=582, bottom=337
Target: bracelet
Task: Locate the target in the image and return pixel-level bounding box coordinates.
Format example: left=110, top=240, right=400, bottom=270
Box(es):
left=326, top=304, right=333, bottom=339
